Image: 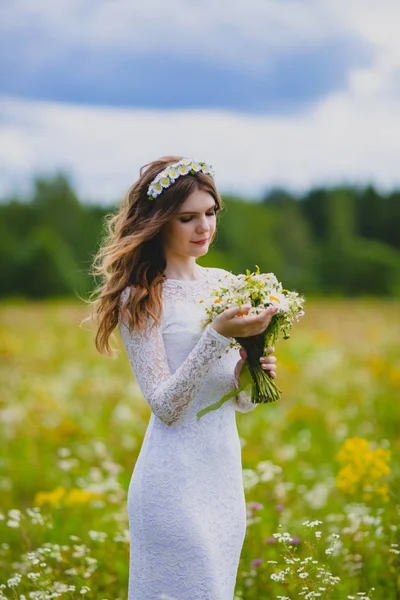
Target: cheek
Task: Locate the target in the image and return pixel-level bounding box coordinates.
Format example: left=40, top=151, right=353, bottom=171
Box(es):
left=168, top=221, right=193, bottom=244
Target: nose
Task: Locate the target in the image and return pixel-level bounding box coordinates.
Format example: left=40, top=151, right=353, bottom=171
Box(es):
left=196, top=215, right=210, bottom=234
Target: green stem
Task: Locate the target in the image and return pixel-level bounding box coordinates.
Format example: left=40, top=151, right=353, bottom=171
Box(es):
left=236, top=317, right=283, bottom=403
left=196, top=318, right=283, bottom=419
left=196, top=384, right=245, bottom=420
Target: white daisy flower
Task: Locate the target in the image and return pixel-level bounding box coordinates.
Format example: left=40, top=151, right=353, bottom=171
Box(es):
left=167, top=168, right=179, bottom=181
left=266, top=292, right=290, bottom=311
left=201, top=163, right=215, bottom=176
left=191, top=162, right=202, bottom=172
left=152, top=182, right=163, bottom=196
left=180, top=159, right=192, bottom=166
left=159, top=176, right=171, bottom=188
left=178, top=165, right=190, bottom=176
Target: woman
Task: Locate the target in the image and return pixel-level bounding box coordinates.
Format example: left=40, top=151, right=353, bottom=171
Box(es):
left=90, top=156, right=278, bottom=600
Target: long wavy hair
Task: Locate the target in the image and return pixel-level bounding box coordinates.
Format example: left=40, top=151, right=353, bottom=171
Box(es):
left=84, top=155, right=223, bottom=356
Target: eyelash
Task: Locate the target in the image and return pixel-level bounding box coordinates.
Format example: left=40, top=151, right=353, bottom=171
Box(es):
left=180, top=210, right=216, bottom=223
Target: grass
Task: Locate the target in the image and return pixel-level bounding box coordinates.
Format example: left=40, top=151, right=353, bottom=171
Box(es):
left=0, top=298, right=399, bottom=599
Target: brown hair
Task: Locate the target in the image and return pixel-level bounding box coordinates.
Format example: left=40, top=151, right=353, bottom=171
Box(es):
left=84, top=155, right=223, bottom=356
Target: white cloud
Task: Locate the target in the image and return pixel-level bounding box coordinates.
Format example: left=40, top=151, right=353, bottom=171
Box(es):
left=1, top=82, right=399, bottom=203
left=1, top=0, right=399, bottom=201
left=1, top=0, right=365, bottom=69
left=324, top=0, right=400, bottom=101
left=3, top=0, right=398, bottom=80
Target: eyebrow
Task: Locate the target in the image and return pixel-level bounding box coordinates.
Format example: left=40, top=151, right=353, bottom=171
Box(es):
left=177, top=205, right=216, bottom=216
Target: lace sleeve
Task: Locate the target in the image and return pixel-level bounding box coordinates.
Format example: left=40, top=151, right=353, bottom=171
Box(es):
left=118, top=287, right=233, bottom=426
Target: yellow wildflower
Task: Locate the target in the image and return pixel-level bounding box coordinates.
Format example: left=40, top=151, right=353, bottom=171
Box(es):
left=388, top=366, right=400, bottom=386
left=64, top=489, right=103, bottom=506
left=34, top=486, right=66, bottom=507
left=335, top=437, right=391, bottom=502
left=366, top=356, right=386, bottom=376
left=34, top=486, right=102, bottom=508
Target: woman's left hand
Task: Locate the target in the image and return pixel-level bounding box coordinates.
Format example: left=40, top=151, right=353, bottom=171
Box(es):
left=234, top=346, right=277, bottom=386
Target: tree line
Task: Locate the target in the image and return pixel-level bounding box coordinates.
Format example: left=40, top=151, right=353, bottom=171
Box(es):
left=1, top=173, right=399, bottom=299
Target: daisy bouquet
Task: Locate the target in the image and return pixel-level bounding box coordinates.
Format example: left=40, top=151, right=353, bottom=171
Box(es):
left=196, top=266, right=305, bottom=420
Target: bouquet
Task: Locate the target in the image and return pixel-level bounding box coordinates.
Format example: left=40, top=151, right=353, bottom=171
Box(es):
left=196, top=266, right=305, bottom=420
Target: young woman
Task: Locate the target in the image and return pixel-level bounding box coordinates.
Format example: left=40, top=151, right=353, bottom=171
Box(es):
left=90, top=156, right=278, bottom=600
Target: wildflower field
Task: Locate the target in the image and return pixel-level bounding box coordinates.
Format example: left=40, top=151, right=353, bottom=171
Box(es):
left=0, top=298, right=399, bottom=599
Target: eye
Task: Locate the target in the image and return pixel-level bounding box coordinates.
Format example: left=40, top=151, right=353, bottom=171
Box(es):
left=179, top=209, right=216, bottom=223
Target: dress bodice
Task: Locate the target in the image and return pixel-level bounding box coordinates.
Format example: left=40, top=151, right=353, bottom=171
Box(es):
left=118, top=266, right=258, bottom=427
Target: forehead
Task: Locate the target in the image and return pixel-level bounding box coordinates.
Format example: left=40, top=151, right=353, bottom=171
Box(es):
left=179, top=189, right=215, bottom=212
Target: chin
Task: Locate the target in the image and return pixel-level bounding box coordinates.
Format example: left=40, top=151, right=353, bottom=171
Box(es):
left=192, top=245, right=208, bottom=254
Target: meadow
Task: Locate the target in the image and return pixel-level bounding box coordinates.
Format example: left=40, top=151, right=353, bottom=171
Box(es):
left=0, top=298, right=399, bottom=599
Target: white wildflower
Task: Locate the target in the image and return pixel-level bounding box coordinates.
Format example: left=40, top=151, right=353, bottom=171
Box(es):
left=7, top=574, right=22, bottom=588
left=302, top=519, right=323, bottom=528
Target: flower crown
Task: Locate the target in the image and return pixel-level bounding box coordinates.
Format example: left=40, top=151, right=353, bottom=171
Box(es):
left=147, top=158, right=216, bottom=200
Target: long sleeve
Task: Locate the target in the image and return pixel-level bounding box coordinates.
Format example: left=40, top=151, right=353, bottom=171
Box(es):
left=118, top=288, right=233, bottom=426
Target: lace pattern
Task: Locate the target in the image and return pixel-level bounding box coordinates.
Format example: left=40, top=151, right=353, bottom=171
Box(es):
left=118, top=266, right=258, bottom=423
left=119, top=267, right=259, bottom=598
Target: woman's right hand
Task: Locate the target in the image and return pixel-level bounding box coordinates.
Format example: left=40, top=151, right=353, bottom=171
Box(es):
left=210, top=304, right=279, bottom=339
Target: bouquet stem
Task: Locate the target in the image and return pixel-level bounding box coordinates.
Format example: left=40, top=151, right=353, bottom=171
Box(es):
left=236, top=317, right=282, bottom=403
left=196, top=315, right=283, bottom=420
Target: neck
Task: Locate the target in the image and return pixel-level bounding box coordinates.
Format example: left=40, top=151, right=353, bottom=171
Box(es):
left=163, top=259, right=202, bottom=281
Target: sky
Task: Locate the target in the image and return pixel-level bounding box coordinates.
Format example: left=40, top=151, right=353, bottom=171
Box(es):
left=1, top=0, right=400, bottom=203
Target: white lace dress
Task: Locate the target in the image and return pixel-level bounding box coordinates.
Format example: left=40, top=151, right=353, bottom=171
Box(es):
left=118, top=266, right=258, bottom=600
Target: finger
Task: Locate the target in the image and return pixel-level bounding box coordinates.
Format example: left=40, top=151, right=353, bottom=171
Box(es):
left=267, top=346, right=275, bottom=354
left=262, top=307, right=279, bottom=324
left=240, top=348, right=247, bottom=359
left=237, top=303, right=252, bottom=315
left=236, top=358, right=246, bottom=369
left=261, top=363, right=276, bottom=371
left=246, top=308, right=277, bottom=332
left=260, top=356, right=276, bottom=363
left=225, top=304, right=252, bottom=319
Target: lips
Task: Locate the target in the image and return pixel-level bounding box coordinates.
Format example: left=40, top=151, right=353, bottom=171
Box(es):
left=192, top=239, right=208, bottom=244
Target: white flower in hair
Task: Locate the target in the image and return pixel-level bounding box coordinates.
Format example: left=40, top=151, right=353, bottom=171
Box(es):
left=147, top=158, right=215, bottom=200
left=159, top=176, right=171, bottom=188
left=167, top=167, right=179, bottom=181
left=148, top=182, right=162, bottom=197
left=178, top=164, right=190, bottom=176
left=201, top=164, right=214, bottom=176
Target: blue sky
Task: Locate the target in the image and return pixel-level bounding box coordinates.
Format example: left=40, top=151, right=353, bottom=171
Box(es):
left=0, top=7, right=371, bottom=114
left=0, top=0, right=399, bottom=202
